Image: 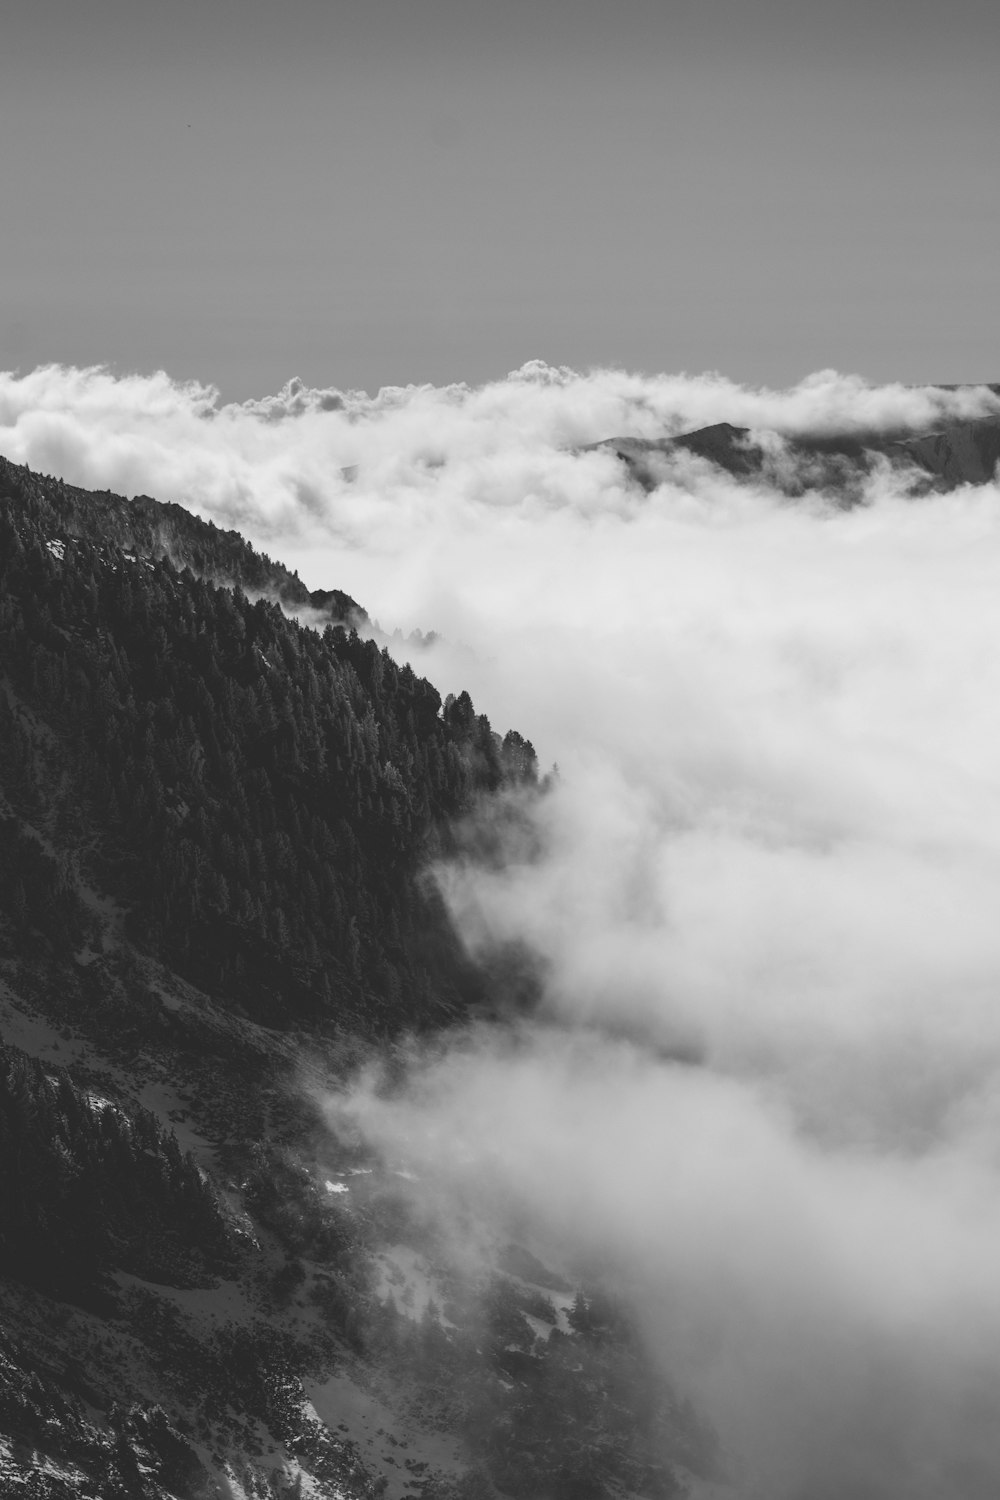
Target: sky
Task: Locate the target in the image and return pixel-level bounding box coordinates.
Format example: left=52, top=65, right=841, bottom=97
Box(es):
left=5, top=6, right=1000, bottom=1492
left=2, top=0, right=998, bottom=399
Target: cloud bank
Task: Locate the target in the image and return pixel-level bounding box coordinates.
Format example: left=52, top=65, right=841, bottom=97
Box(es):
left=6, top=360, right=1000, bottom=1497
left=1, top=360, right=996, bottom=585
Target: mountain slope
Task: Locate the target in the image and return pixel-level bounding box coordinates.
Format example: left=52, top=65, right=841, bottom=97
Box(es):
left=0, top=457, right=707, bottom=1500
left=0, top=453, right=542, bottom=1033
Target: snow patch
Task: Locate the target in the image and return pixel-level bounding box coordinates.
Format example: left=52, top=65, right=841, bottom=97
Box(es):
left=523, top=1313, right=557, bottom=1342
left=86, top=1092, right=119, bottom=1113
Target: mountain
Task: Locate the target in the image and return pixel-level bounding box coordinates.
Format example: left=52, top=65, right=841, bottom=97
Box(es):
left=590, top=411, right=1000, bottom=496
left=0, top=456, right=712, bottom=1500
left=892, top=416, right=1000, bottom=486
left=0, top=462, right=370, bottom=628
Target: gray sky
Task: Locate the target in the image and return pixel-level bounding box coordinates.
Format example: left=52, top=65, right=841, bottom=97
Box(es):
left=2, top=0, right=997, bottom=400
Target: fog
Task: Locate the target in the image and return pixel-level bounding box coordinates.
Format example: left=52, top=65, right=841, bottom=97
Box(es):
left=6, top=360, right=1000, bottom=1495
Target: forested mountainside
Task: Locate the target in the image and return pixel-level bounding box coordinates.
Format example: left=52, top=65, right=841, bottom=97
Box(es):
left=0, top=457, right=368, bottom=627
left=0, top=454, right=539, bottom=1031
left=0, top=458, right=712, bottom=1500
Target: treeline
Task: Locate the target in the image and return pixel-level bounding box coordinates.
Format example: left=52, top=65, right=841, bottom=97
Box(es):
left=0, top=1040, right=234, bottom=1298
left=0, top=453, right=365, bottom=623
left=0, top=457, right=538, bottom=1029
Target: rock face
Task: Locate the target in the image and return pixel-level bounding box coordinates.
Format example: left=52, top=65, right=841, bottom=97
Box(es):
left=891, top=417, right=1000, bottom=486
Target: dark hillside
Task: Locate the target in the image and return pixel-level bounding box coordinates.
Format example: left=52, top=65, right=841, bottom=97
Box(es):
left=0, top=454, right=366, bottom=625
left=0, top=1038, right=235, bottom=1302
left=0, top=456, right=537, bottom=1032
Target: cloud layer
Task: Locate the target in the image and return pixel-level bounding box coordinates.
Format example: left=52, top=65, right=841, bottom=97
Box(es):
left=1, top=361, right=997, bottom=585
left=6, top=360, right=1000, bottom=1497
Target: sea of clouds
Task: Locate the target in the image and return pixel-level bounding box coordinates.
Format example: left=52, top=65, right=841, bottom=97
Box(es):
left=5, top=360, right=1000, bottom=1497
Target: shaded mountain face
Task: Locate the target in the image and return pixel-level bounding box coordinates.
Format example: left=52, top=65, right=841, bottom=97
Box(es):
left=0, top=454, right=542, bottom=1033
left=0, top=457, right=714, bottom=1500
left=591, top=412, right=1000, bottom=496
left=894, top=417, right=1000, bottom=486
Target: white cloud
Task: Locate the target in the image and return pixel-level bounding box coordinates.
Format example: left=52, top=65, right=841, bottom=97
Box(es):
left=6, top=359, right=1000, bottom=1496
left=1, top=360, right=996, bottom=578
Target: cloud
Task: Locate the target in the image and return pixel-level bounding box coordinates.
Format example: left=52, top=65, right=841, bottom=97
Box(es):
left=339, top=1027, right=1000, bottom=1499
left=7, top=358, right=1000, bottom=1495
left=1, top=361, right=996, bottom=572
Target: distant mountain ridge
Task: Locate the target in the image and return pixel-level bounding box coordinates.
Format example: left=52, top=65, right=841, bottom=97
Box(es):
left=590, top=410, right=1000, bottom=495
